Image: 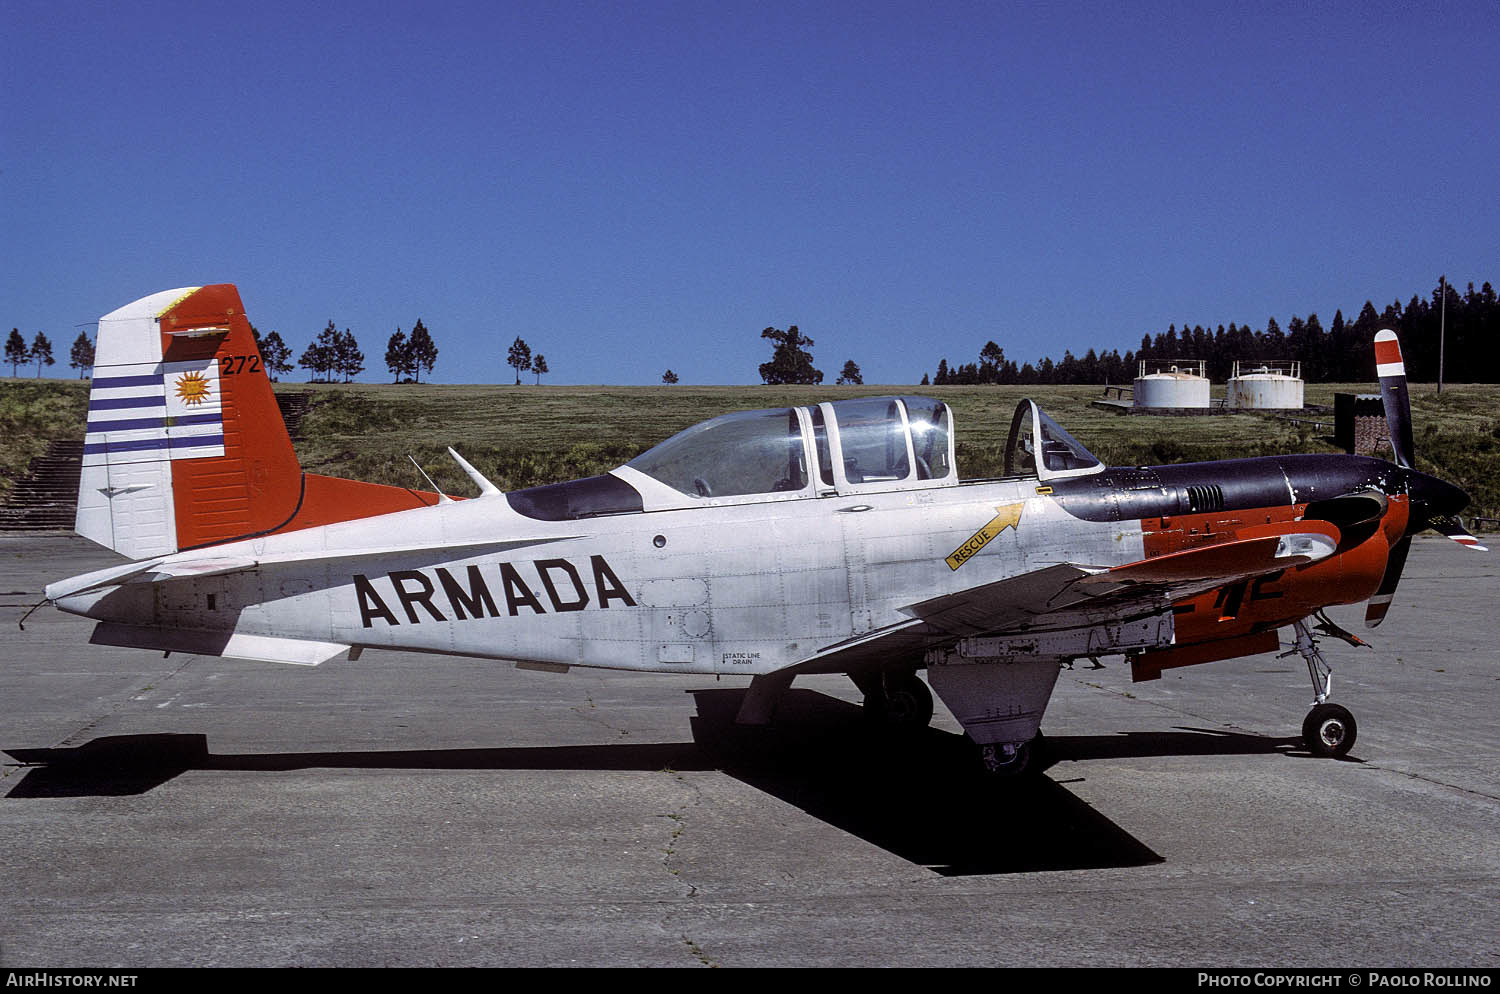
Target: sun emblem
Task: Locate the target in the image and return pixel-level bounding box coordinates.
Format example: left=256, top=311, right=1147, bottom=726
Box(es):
left=174, top=370, right=212, bottom=406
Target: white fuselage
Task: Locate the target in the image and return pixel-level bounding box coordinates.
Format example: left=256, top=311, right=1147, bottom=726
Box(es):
left=59, top=475, right=1145, bottom=675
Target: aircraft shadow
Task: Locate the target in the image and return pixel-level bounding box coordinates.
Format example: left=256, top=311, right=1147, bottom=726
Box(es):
left=2, top=689, right=1300, bottom=875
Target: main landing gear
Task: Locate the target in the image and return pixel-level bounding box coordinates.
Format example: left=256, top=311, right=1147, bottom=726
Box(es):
left=1285, top=618, right=1359, bottom=759
left=976, top=732, right=1045, bottom=779
left=858, top=671, right=934, bottom=732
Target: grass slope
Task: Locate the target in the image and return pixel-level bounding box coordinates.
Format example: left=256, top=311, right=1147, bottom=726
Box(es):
left=2, top=378, right=1495, bottom=521
left=285, top=381, right=1500, bottom=519
left=0, top=379, right=89, bottom=500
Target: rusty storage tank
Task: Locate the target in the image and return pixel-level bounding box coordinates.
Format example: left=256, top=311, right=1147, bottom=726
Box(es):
left=1134, top=359, right=1210, bottom=408
left=1226, top=360, right=1304, bottom=409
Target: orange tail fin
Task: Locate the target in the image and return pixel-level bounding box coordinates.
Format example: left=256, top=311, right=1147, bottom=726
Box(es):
left=78, top=284, right=441, bottom=559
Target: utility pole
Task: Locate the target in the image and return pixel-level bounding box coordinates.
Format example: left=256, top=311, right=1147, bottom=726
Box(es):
left=1438, top=275, right=1447, bottom=394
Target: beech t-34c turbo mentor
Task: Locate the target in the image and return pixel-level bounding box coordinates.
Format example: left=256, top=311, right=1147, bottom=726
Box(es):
left=41, top=285, right=1487, bottom=776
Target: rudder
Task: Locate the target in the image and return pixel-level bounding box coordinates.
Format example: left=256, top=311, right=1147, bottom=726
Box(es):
left=78, top=285, right=304, bottom=557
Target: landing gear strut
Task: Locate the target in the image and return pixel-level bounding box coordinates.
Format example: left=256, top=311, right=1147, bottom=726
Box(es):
left=1284, top=619, right=1358, bottom=758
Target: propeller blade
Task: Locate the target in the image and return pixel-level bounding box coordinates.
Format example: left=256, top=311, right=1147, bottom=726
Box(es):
left=1365, top=534, right=1412, bottom=629
left=1374, top=329, right=1414, bottom=469
left=1427, top=513, right=1489, bottom=552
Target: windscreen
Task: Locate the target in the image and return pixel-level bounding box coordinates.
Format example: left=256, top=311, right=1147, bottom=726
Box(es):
left=1036, top=407, right=1102, bottom=473
left=627, top=408, right=807, bottom=498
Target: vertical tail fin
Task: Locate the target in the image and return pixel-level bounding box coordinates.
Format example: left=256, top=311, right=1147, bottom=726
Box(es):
left=78, top=284, right=303, bottom=557
left=79, top=284, right=447, bottom=560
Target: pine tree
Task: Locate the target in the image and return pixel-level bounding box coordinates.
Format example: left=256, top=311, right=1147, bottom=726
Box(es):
left=758, top=326, right=822, bottom=384
left=837, top=360, right=863, bottom=385
left=407, top=319, right=437, bottom=383
left=507, top=337, right=532, bottom=385
left=260, top=331, right=294, bottom=381
left=69, top=332, right=95, bottom=378
left=30, top=332, right=54, bottom=377
left=662, top=369, right=679, bottom=384
left=385, top=328, right=413, bottom=383
left=979, top=342, right=1004, bottom=384
left=334, top=328, right=364, bottom=382
left=300, top=321, right=340, bottom=382
left=532, top=354, right=548, bottom=385
left=5, top=329, right=26, bottom=376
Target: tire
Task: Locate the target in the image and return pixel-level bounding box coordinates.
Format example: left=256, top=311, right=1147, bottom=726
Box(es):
left=862, top=673, right=933, bottom=732
left=1302, top=703, right=1358, bottom=759
left=884, top=674, right=934, bottom=729
left=977, top=738, right=1034, bottom=778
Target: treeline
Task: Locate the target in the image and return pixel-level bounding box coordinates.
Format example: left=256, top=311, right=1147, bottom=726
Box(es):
left=927, top=277, right=1500, bottom=385
left=249, top=320, right=440, bottom=384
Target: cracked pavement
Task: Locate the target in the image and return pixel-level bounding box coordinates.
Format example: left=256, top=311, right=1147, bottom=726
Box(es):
left=2, top=534, right=1497, bottom=966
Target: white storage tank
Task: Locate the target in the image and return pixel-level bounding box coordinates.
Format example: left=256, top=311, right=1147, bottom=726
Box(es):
left=1134, top=359, right=1210, bottom=408
left=1226, top=360, right=1304, bottom=409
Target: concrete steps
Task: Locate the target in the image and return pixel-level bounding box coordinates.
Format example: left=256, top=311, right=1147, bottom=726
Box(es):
left=276, top=391, right=313, bottom=440
left=1, top=393, right=313, bottom=532
left=0, top=440, right=84, bottom=532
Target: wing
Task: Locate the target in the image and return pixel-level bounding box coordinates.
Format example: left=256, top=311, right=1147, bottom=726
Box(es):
left=786, top=522, right=1339, bottom=676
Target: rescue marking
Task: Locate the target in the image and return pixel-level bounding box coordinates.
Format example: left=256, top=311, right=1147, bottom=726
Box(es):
left=945, top=503, right=1024, bottom=570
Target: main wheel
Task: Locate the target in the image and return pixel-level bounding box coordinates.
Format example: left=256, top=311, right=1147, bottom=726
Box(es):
left=1302, top=702, right=1357, bottom=758
left=862, top=673, right=934, bottom=732
left=976, top=735, right=1043, bottom=778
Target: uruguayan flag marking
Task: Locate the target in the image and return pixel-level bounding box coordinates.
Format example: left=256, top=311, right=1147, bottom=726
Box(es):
left=84, top=360, right=226, bottom=465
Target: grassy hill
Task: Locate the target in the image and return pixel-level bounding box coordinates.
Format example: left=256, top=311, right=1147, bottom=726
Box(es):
left=3, top=378, right=1496, bottom=520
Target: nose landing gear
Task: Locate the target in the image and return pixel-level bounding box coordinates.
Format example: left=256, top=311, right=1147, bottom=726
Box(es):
left=1285, top=618, right=1359, bottom=758
left=1302, top=702, right=1358, bottom=758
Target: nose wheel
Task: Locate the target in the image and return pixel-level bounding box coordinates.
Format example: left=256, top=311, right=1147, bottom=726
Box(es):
left=1302, top=702, right=1357, bottom=758
left=1286, top=619, right=1359, bottom=759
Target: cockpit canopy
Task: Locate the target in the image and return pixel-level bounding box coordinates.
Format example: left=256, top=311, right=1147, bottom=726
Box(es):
left=620, top=395, right=957, bottom=506
left=507, top=395, right=1108, bottom=519
left=1004, top=399, right=1105, bottom=482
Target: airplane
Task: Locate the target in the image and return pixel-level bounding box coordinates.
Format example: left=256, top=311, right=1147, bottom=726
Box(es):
left=39, top=284, right=1488, bottom=777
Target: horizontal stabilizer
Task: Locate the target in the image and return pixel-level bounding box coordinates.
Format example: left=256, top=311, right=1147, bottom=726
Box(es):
left=48, top=536, right=577, bottom=601
left=90, top=623, right=350, bottom=666
left=44, top=557, right=170, bottom=602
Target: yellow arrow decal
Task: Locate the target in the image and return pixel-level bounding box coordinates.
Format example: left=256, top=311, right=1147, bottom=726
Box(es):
left=945, top=503, right=1025, bottom=570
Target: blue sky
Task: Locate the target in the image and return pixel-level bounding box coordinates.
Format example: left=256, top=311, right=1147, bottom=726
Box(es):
left=4, top=0, right=1496, bottom=384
